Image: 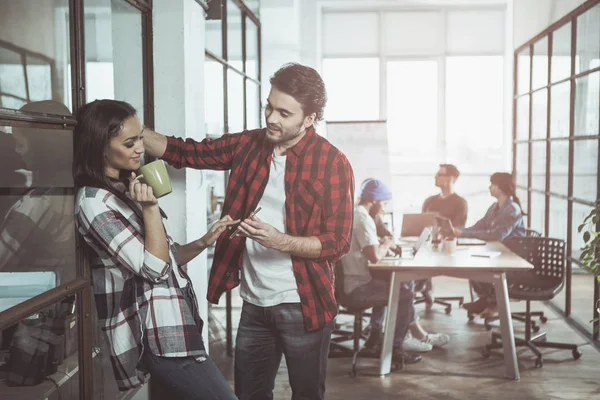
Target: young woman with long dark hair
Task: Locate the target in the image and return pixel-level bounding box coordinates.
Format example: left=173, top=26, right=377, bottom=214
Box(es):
left=452, top=172, right=526, bottom=241
left=73, top=99, right=238, bottom=399
left=449, top=172, right=526, bottom=318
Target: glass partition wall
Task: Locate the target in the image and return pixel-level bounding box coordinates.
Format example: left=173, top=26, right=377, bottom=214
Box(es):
left=205, top=0, right=261, bottom=356
left=513, top=0, right=600, bottom=344
left=0, top=0, right=154, bottom=398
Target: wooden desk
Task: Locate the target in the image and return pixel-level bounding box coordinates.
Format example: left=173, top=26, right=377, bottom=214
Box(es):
left=369, top=241, right=533, bottom=380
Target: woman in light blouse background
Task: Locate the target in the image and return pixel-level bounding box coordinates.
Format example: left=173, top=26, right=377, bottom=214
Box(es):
left=448, top=172, right=526, bottom=319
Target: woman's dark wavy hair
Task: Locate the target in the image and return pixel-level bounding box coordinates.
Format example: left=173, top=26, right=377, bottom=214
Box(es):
left=491, top=172, right=526, bottom=215
left=269, top=63, right=327, bottom=123
left=73, top=99, right=138, bottom=208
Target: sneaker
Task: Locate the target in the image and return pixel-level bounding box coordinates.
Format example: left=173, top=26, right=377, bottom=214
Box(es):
left=364, top=330, right=382, bottom=350
left=402, top=336, right=433, bottom=352
left=423, top=333, right=450, bottom=347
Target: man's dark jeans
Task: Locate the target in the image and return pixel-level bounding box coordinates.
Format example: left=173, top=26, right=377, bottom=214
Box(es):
left=234, top=301, right=333, bottom=400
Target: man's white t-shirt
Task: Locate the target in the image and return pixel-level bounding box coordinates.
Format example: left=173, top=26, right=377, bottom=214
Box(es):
left=240, top=154, right=300, bottom=306
left=340, top=205, right=379, bottom=294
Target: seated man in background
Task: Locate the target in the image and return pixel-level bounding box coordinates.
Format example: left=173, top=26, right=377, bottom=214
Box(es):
left=341, top=179, right=449, bottom=360
left=416, top=164, right=468, bottom=309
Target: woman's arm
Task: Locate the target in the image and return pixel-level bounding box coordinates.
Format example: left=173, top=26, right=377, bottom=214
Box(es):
left=77, top=177, right=173, bottom=283
left=362, top=236, right=394, bottom=264
left=130, top=174, right=169, bottom=263
left=175, top=215, right=238, bottom=266
left=460, top=203, right=522, bottom=241
left=456, top=204, right=493, bottom=237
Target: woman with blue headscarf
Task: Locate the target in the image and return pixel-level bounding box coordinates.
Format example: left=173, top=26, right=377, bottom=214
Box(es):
left=340, top=179, right=449, bottom=362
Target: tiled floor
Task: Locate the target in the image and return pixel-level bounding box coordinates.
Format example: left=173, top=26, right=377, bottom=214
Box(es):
left=209, top=277, right=600, bottom=400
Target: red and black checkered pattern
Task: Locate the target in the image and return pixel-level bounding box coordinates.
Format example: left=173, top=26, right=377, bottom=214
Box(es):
left=162, top=127, right=355, bottom=331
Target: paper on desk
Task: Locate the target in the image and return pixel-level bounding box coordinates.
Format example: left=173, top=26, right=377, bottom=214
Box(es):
left=470, top=250, right=501, bottom=258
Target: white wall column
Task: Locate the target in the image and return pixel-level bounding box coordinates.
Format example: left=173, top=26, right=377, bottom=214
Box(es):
left=153, top=0, right=209, bottom=346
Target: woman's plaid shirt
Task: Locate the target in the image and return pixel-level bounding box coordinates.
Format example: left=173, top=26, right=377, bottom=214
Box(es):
left=162, top=127, right=355, bottom=331
left=75, top=183, right=206, bottom=390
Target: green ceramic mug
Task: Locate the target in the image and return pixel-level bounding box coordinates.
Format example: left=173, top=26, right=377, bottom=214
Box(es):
left=137, top=160, right=172, bottom=198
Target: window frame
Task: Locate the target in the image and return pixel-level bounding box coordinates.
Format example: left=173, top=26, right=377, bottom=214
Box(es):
left=512, top=0, right=600, bottom=345
left=204, top=0, right=261, bottom=358
left=0, top=0, right=154, bottom=398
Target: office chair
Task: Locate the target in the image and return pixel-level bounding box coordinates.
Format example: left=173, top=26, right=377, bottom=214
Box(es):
left=415, top=292, right=464, bottom=314
left=329, top=263, right=396, bottom=377
left=482, top=236, right=582, bottom=368
left=482, top=229, right=547, bottom=331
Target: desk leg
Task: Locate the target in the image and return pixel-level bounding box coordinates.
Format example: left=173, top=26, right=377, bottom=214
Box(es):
left=379, top=271, right=401, bottom=376
left=493, top=272, right=519, bottom=380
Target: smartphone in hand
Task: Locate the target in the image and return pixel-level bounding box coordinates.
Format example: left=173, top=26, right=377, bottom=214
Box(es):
left=229, top=207, right=262, bottom=239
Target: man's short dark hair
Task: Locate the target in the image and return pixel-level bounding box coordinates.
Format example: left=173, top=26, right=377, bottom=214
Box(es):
left=270, top=63, right=327, bottom=123
left=440, top=164, right=460, bottom=179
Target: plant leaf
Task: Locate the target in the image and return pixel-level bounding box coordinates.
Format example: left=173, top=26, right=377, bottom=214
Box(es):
left=581, top=249, right=589, bottom=259
left=578, top=224, right=585, bottom=233
left=583, top=231, right=591, bottom=243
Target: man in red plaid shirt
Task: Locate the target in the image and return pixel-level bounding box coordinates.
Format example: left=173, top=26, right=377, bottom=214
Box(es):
left=143, top=63, right=354, bottom=400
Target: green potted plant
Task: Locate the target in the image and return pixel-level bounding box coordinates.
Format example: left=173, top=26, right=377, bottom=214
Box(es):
left=578, top=199, right=600, bottom=327
left=578, top=199, right=600, bottom=280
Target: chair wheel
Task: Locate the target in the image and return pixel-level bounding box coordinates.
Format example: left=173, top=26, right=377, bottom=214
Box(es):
left=540, top=316, right=548, bottom=323
left=534, top=358, right=543, bottom=368
left=485, top=322, right=493, bottom=331
left=468, top=314, right=475, bottom=322
left=445, top=306, right=452, bottom=315
left=572, top=349, right=582, bottom=360
left=532, top=324, right=540, bottom=333
left=482, top=346, right=491, bottom=358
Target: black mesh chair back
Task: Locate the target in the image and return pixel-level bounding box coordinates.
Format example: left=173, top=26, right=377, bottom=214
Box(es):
left=330, top=262, right=389, bottom=375
left=484, top=236, right=581, bottom=367
left=503, top=236, right=565, bottom=301
left=525, top=229, right=541, bottom=237
left=334, top=262, right=382, bottom=311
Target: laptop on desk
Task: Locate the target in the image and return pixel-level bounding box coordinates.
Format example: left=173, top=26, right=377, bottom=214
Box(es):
left=397, top=227, right=431, bottom=260
left=400, top=213, right=437, bottom=237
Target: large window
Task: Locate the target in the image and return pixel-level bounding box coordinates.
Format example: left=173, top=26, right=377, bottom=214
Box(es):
left=322, top=57, right=380, bottom=122
left=84, top=0, right=146, bottom=121
left=0, top=0, right=71, bottom=110
left=387, top=59, right=438, bottom=168
left=321, top=8, right=507, bottom=230
left=446, top=56, right=505, bottom=173
left=513, top=1, right=600, bottom=341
